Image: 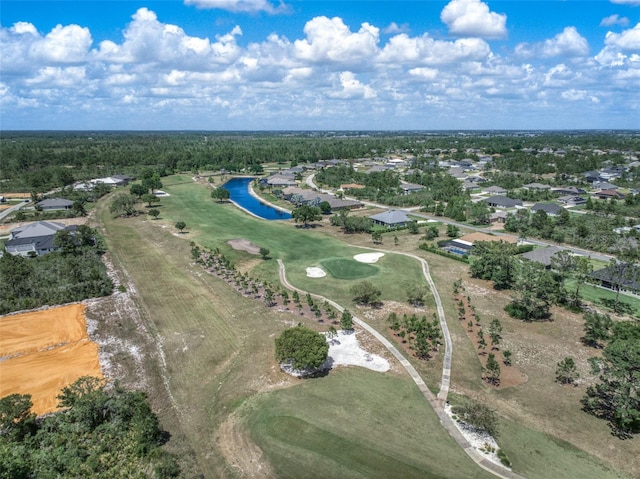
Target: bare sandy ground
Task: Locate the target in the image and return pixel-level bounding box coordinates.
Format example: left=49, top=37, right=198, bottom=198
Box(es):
left=0, top=304, right=103, bottom=415
left=306, top=267, right=326, bottom=278
left=353, top=252, right=385, bottom=263
left=281, top=329, right=390, bottom=376
left=326, top=330, right=390, bottom=372
left=227, top=238, right=261, bottom=254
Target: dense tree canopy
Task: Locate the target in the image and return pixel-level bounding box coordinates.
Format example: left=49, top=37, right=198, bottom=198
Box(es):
left=582, top=322, right=640, bottom=438
left=0, top=377, right=179, bottom=479
left=275, top=325, right=329, bottom=371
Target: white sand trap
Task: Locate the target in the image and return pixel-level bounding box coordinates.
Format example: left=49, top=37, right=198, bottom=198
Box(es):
left=306, top=267, right=326, bottom=278
left=353, top=252, right=385, bottom=263
left=280, top=330, right=389, bottom=377
left=326, top=330, right=389, bottom=372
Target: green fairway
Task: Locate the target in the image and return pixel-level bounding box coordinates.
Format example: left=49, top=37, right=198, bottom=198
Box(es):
left=158, top=177, right=426, bottom=307
left=498, top=420, right=631, bottom=479
left=320, top=258, right=379, bottom=279
left=95, top=179, right=636, bottom=479
left=246, top=368, right=493, bottom=479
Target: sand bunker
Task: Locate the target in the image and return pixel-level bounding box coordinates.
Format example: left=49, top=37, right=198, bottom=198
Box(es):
left=227, top=238, right=261, bottom=254
left=306, top=267, right=326, bottom=278
left=353, top=252, right=385, bottom=263
left=327, top=330, right=389, bottom=372
left=0, top=304, right=103, bottom=416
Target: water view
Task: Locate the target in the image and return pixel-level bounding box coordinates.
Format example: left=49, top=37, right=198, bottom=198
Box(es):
left=223, top=177, right=292, bottom=220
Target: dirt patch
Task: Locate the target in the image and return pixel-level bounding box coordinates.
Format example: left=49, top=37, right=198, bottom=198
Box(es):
left=227, top=238, right=261, bottom=255
left=217, top=411, right=277, bottom=479
left=0, top=304, right=103, bottom=415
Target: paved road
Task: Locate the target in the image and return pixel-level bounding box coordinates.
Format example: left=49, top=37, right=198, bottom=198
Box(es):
left=0, top=200, right=27, bottom=223
left=277, top=259, right=526, bottom=479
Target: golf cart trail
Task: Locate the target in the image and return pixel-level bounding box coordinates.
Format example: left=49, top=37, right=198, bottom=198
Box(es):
left=277, top=257, right=526, bottom=479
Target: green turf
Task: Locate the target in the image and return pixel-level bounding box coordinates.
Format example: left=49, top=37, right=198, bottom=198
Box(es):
left=158, top=177, right=426, bottom=307
left=565, top=279, right=640, bottom=317
left=498, top=419, right=632, bottom=479
left=320, top=258, right=379, bottom=279
left=246, top=368, right=493, bottom=479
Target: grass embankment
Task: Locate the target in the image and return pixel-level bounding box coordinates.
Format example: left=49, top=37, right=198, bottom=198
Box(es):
left=247, top=368, right=493, bottom=479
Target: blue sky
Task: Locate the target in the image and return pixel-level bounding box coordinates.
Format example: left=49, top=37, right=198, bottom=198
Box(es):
left=1, top=0, right=639, bottom=130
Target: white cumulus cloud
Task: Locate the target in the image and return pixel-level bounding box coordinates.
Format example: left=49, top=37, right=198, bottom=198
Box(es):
left=378, top=33, right=490, bottom=65
left=516, top=27, right=589, bottom=58
left=604, top=22, right=640, bottom=50
left=610, top=0, right=640, bottom=5
left=440, top=0, right=507, bottom=39
left=294, top=16, right=380, bottom=65
left=327, top=71, right=376, bottom=99
left=600, top=14, right=629, bottom=27
left=184, top=0, right=287, bottom=13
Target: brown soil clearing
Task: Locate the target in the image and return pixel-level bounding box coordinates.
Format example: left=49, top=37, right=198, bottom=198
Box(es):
left=0, top=304, right=103, bottom=415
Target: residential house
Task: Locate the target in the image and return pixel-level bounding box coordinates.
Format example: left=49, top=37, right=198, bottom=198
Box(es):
left=4, top=221, right=77, bottom=257
left=592, top=181, right=619, bottom=191
left=520, top=245, right=565, bottom=268
left=369, top=210, right=412, bottom=228
left=589, top=264, right=640, bottom=294
left=552, top=186, right=586, bottom=196
left=531, top=203, right=563, bottom=216
left=265, top=175, right=298, bottom=187
left=523, top=182, right=552, bottom=191
left=462, top=181, right=481, bottom=192
left=557, top=195, right=587, bottom=206
left=399, top=183, right=425, bottom=195
left=482, top=185, right=508, bottom=195
left=483, top=196, right=523, bottom=209
left=37, top=198, right=74, bottom=211
left=583, top=171, right=603, bottom=183
left=447, top=168, right=468, bottom=180
left=441, top=231, right=516, bottom=255
left=489, top=210, right=508, bottom=223
left=594, top=189, right=625, bottom=200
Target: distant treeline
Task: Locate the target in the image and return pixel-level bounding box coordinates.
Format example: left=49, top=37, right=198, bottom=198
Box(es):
left=1, top=131, right=638, bottom=192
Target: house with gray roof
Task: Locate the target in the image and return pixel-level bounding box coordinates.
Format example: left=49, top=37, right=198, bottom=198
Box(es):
left=482, top=196, right=523, bottom=209
left=369, top=210, right=412, bottom=228
left=557, top=195, right=586, bottom=206
left=531, top=203, right=563, bottom=216
left=399, top=182, right=425, bottom=195
left=4, top=221, right=76, bottom=257
left=589, top=264, right=640, bottom=294
left=523, top=182, right=552, bottom=191
left=552, top=186, right=586, bottom=196
left=520, top=245, right=565, bottom=268
left=37, top=198, right=74, bottom=211
left=482, top=185, right=508, bottom=195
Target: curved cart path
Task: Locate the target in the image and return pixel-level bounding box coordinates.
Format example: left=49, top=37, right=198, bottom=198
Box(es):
left=277, top=258, right=525, bottom=479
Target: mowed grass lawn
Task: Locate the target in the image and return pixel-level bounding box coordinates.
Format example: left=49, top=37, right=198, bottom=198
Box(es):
left=103, top=179, right=636, bottom=479
left=246, top=368, right=493, bottom=479
left=156, top=177, right=425, bottom=307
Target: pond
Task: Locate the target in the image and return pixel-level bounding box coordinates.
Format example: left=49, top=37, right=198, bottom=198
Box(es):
left=222, top=177, right=292, bottom=220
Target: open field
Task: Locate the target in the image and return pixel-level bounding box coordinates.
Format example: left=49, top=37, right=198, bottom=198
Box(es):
left=247, top=368, right=493, bottom=479
left=93, top=177, right=638, bottom=478
left=0, top=304, right=103, bottom=415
